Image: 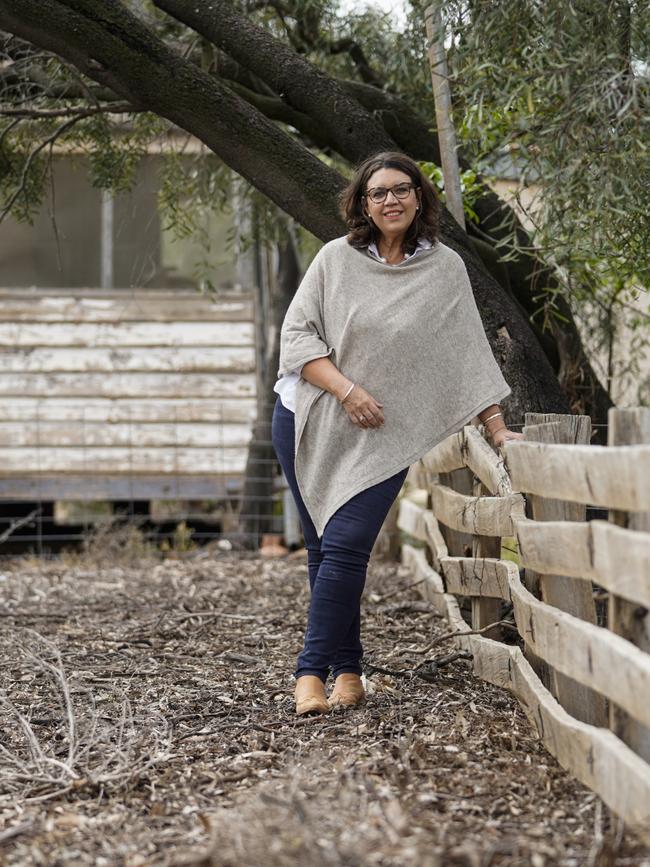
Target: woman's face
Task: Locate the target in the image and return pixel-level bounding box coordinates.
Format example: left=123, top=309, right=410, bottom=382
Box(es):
left=362, top=167, right=420, bottom=240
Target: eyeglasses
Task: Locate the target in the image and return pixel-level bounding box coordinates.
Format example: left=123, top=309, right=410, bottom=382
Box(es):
left=364, top=183, right=417, bottom=204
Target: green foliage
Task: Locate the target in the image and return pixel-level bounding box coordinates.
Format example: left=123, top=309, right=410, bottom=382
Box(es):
left=81, top=111, right=164, bottom=194
left=158, top=148, right=232, bottom=240
left=413, top=0, right=649, bottom=399
left=0, top=106, right=166, bottom=223
left=419, top=161, right=483, bottom=223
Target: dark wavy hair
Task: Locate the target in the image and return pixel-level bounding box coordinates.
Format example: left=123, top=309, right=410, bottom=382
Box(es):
left=338, top=151, right=441, bottom=254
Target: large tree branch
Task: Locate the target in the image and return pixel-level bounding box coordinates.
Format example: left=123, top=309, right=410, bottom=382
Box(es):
left=339, top=79, right=442, bottom=164
left=0, top=0, right=572, bottom=421
left=0, top=0, right=345, bottom=241
left=225, top=79, right=329, bottom=149
left=213, top=49, right=278, bottom=98
left=153, top=0, right=397, bottom=164
left=326, top=38, right=384, bottom=88
left=246, top=0, right=386, bottom=85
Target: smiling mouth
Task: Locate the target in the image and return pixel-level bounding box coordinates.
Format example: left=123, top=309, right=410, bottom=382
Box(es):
left=383, top=210, right=403, bottom=217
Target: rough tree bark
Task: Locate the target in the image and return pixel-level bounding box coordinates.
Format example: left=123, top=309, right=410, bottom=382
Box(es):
left=154, top=0, right=399, bottom=164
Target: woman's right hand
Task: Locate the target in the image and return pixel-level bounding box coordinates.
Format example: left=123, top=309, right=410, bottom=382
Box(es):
left=340, top=384, right=384, bottom=429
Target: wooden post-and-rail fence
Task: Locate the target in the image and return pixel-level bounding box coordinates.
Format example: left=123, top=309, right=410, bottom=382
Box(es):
left=397, top=407, right=650, bottom=843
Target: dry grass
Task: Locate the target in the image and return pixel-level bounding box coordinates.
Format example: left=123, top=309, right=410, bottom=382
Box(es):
left=0, top=551, right=648, bottom=866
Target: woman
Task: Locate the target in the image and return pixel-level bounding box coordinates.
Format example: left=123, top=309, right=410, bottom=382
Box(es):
left=271, top=151, right=522, bottom=716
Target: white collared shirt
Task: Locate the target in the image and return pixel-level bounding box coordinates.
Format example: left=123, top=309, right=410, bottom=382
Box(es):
left=367, top=236, right=433, bottom=263
left=274, top=236, right=433, bottom=411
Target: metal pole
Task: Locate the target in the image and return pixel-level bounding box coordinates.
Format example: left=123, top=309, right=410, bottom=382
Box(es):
left=425, top=4, right=465, bottom=228
left=100, top=188, right=114, bottom=288
left=282, top=473, right=302, bottom=547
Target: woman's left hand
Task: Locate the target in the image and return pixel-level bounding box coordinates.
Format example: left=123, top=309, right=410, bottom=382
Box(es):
left=491, top=428, right=524, bottom=448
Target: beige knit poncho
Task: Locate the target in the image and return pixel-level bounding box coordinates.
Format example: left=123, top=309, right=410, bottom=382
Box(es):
left=277, top=235, right=511, bottom=537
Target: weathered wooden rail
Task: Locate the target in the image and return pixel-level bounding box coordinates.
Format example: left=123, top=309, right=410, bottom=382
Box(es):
left=398, top=408, right=650, bottom=842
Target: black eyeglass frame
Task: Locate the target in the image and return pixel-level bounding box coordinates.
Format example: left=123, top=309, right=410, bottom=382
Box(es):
left=362, top=182, right=419, bottom=204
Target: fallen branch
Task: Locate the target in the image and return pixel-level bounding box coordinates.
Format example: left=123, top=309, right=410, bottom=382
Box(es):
left=414, top=619, right=519, bottom=654
left=0, top=820, right=34, bottom=844
left=363, top=650, right=473, bottom=681
left=0, top=507, right=40, bottom=544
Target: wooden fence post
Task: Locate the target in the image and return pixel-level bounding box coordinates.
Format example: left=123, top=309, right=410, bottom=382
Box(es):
left=608, top=407, right=650, bottom=761
left=438, top=468, right=474, bottom=557
left=472, top=479, right=502, bottom=640
left=522, top=412, right=607, bottom=726
left=437, top=467, right=475, bottom=631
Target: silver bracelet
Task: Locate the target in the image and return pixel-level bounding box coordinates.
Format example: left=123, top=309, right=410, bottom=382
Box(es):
left=482, top=411, right=503, bottom=425
left=340, top=383, right=355, bottom=403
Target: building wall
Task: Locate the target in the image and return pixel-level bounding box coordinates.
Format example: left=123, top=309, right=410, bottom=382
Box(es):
left=0, top=156, right=237, bottom=291
left=0, top=288, right=257, bottom=500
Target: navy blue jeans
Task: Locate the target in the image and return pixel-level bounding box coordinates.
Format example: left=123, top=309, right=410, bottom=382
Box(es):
left=271, top=395, right=408, bottom=683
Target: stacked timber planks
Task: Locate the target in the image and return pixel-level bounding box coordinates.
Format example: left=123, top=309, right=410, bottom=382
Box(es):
left=0, top=289, right=256, bottom=500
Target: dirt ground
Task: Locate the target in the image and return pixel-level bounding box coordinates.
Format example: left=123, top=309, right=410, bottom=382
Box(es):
left=0, top=542, right=648, bottom=867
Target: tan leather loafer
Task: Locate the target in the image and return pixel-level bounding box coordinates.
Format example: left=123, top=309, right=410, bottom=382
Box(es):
left=294, top=675, right=330, bottom=715
left=328, top=673, right=366, bottom=708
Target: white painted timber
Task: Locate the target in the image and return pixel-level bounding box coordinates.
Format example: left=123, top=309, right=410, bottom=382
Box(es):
left=0, top=447, right=249, bottom=474
left=0, top=290, right=258, bottom=493
left=0, top=321, right=254, bottom=346
left=0, top=422, right=253, bottom=448
left=0, top=398, right=257, bottom=424
left=0, top=346, right=255, bottom=373
left=0, top=372, right=256, bottom=398
left=0, top=290, right=254, bottom=321
left=0, top=475, right=246, bottom=500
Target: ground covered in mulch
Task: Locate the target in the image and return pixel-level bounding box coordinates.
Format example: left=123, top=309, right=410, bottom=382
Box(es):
left=0, top=540, right=648, bottom=867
